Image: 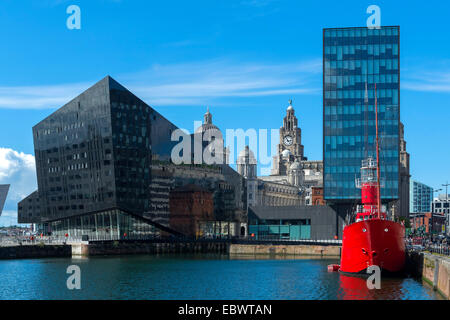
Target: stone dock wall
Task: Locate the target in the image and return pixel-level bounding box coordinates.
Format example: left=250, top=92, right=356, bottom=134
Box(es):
left=0, top=245, right=71, bottom=260
left=407, top=251, right=450, bottom=300
left=71, top=241, right=229, bottom=256
left=0, top=241, right=341, bottom=260
left=228, top=243, right=341, bottom=256
left=72, top=241, right=341, bottom=257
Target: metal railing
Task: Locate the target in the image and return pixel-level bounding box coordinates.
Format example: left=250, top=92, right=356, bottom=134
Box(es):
left=406, top=239, right=450, bottom=257
left=1, top=235, right=342, bottom=246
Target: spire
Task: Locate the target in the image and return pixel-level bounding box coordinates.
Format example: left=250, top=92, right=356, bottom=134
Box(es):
left=287, top=99, right=294, bottom=112
left=204, top=107, right=212, bottom=124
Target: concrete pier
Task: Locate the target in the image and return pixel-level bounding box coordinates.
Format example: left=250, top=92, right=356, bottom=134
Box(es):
left=407, top=251, right=450, bottom=300
left=228, top=243, right=341, bottom=256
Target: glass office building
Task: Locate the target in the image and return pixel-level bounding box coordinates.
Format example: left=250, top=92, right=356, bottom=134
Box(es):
left=410, top=180, right=433, bottom=213
left=323, top=26, right=400, bottom=201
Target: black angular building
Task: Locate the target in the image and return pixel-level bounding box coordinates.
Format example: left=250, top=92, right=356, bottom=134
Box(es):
left=0, top=184, right=9, bottom=216
left=18, top=76, right=181, bottom=238
left=18, top=76, right=247, bottom=240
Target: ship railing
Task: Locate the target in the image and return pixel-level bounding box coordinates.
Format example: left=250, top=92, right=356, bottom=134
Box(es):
left=356, top=204, right=387, bottom=214
left=361, top=158, right=377, bottom=168
left=355, top=178, right=385, bottom=188
left=406, top=240, right=450, bottom=257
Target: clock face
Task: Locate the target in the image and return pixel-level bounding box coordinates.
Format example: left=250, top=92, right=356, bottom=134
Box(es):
left=283, top=135, right=293, bottom=146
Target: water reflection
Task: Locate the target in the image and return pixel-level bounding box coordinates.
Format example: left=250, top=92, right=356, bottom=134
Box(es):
left=338, top=274, right=441, bottom=300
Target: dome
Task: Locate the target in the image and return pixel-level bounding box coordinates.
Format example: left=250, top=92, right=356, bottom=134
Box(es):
left=237, top=146, right=257, bottom=165
left=195, top=123, right=221, bottom=135
left=195, top=107, right=223, bottom=138
left=281, top=149, right=292, bottom=158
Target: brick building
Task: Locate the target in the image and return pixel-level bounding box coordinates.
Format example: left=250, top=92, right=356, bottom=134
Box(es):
left=169, top=184, right=214, bottom=237
left=311, top=187, right=325, bottom=206
left=410, top=212, right=446, bottom=234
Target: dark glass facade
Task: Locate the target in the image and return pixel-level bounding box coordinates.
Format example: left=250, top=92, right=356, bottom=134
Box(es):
left=17, top=190, right=41, bottom=223
left=26, top=76, right=178, bottom=223
left=44, top=209, right=160, bottom=241
left=323, top=26, right=400, bottom=201
left=18, top=76, right=247, bottom=240
left=0, top=184, right=9, bottom=216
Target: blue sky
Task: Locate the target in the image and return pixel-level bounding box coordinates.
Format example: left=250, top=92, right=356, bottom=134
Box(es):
left=1, top=0, right=450, bottom=225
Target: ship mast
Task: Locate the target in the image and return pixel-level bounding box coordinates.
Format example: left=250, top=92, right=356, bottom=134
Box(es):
left=375, top=83, right=381, bottom=219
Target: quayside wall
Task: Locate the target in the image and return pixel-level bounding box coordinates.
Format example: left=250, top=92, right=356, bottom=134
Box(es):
left=71, top=240, right=229, bottom=256
left=0, top=245, right=71, bottom=260
left=228, top=243, right=341, bottom=256
left=0, top=240, right=342, bottom=260
left=71, top=240, right=341, bottom=257
left=407, top=251, right=450, bottom=300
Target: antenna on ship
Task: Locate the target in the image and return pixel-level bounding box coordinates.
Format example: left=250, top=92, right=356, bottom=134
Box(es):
left=364, top=79, right=369, bottom=159
left=375, top=83, right=381, bottom=219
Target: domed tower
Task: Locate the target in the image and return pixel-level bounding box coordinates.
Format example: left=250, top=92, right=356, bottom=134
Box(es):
left=194, top=107, right=229, bottom=164
left=279, top=99, right=304, bottom=161
left=237, top=146, right=257, bottom=178
left=288, top=160, right=304, bottom=187
left=237, top=146, right=258, bottom=207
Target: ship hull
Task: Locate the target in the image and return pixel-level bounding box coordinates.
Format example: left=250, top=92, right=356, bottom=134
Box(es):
left=340, top=219, right=405, bottom=275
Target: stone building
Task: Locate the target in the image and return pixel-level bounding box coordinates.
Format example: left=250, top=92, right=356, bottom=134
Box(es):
left=398, top=122, right=411, bottom=218
left=191, top=108, right=229, bottom=166
left=237, top=100, right=323, bottom=207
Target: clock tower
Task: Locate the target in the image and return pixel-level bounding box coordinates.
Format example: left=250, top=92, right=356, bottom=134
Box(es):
left=271, top=100, right=306, bottom=176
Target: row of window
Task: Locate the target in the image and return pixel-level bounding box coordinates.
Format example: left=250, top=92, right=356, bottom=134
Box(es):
left=325, top=58, right=399, bottom=72
left=324, top=28, right=399, bottom=38
left=325, top=89, right=398, bottom=101
left=325, top=43, right=398, bottom=56
left=37, top=121, right=85, bottom=137
left=325, top=165, right=398, bottom=174
left=325, top=74, right=398, bottom=87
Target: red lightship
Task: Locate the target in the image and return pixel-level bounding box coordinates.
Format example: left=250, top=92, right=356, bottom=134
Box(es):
left=339, top=84, right=405, bottom=276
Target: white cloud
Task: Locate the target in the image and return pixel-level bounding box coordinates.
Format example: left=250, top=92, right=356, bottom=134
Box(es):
left=0, top=210, right=21, bottom=227
left=0, top=58, right=322, bottom=109
left=0, top=148, right=37, bottom=219
left=0, top=83, right=90, bottom=109
left=402, top=71, right=450, bottom=93
left=402, top=60, right=450, bottom=93
left=123, top=58, right=322, bottom=106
